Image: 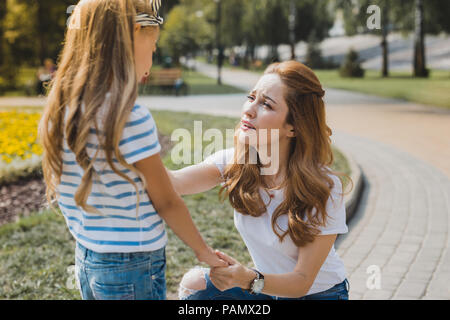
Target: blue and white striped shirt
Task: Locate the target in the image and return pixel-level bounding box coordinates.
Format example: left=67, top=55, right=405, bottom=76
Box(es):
left=57, top=103, right=167, bottom=253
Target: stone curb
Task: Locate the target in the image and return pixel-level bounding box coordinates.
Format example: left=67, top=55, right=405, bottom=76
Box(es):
left=341, top=149, right=364, bottom=224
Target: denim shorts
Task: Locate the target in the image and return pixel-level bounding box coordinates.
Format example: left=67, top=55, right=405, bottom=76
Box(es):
left=75, top=242, right=167, bottom=300
left=183, top=270, right=349, bottom=300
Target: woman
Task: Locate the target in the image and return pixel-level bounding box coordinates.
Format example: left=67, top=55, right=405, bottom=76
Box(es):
left=169, top=60, right=351, bottom=300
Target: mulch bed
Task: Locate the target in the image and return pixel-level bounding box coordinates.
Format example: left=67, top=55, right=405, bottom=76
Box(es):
left=0, top=133, right=172, bottom=227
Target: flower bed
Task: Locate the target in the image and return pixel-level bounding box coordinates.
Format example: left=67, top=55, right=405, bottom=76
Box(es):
left=0, top=110, right=43, bottom=184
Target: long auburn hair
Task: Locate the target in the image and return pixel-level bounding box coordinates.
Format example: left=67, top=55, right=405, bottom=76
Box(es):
left=219, top=61, right=352, bottom=247
left=38, top=0, right=158, bottom=214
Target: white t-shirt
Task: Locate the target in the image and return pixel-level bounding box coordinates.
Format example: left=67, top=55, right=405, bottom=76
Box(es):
left=204, top=148, right=348, bottom=296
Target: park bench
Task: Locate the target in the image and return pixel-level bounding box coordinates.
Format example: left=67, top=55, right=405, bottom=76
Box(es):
left=142, top=68, right=188, bottom=96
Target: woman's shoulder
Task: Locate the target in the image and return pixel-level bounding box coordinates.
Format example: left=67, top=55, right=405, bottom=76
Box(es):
left=203, top=147, right=234, bottom=165
left=322, top=167, right=343, bottom=190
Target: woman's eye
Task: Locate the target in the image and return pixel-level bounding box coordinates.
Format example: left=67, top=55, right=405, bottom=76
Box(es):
left=247, top=95, right=254, bottom=100
left=263, top=102, right=272, bottom=109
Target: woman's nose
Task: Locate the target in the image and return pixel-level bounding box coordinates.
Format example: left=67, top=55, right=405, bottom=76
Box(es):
left=242, top=101, right=257, bottom=119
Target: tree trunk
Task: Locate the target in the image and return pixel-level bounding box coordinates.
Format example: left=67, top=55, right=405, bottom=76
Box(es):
left=0, top=0, right=6, bottom=68
left=36, top=1, right=48, bottom=65
left=288, top=0, right=296, bottom=60
left=243, top=41, right=252, bottom=69
left=413, top=0, right=428, bottom=77
left=381, top=1, right=389, bottom=77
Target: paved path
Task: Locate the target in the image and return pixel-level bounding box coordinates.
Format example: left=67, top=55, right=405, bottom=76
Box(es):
left=1, top=63, right=449, bottom=299
left=333, top=132, right=450, bottom=300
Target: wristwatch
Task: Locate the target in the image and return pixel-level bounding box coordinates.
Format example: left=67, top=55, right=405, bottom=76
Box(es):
left=248, top=269, right=265, bottom=295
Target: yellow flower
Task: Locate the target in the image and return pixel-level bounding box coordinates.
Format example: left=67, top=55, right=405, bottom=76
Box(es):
left=0, top=110, right=43, bottom=162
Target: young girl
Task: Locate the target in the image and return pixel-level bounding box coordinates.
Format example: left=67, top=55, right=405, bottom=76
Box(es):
left=170, top=60, right=352, bottom=300
left=38, top=0, right=225, bottom=300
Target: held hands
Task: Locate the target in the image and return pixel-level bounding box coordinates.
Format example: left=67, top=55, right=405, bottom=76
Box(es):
left=195, top=246, right=229, bottom=268
left=209, top=250, right=255, bottom=292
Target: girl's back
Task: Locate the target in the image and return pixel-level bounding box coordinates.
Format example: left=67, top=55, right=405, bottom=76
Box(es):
left=58, top=100, right=166, bottom=253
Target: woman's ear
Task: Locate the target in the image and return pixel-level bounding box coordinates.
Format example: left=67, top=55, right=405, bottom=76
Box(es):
left=286, top=124, right=296, bottom=138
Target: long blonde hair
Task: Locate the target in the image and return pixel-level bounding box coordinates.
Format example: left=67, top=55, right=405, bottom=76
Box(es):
left=39, top=0, right=158, bottom=214
left=220, top=61, right=352, bottom=247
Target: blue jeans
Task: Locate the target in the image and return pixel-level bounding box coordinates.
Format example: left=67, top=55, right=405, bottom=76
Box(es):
left=183, top=271, right=349, bottom=300
left=75, top=242, right=166, bottom=300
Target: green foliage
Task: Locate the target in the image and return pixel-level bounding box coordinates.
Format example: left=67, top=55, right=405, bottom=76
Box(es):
left=305, top=32, right=339, bottom=70
left=159, top=0, right=214, bottom=63
left=336, top=0, right=450, bottom=36
left=339, top=49, right=365, bottom=78
left=3, top=0, right=73, bottom=66
left=290, top=0, right=334, bottom=42
left=160, top=0, right=335, bottom=63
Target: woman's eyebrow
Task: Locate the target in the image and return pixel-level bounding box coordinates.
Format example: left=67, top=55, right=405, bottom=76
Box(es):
left=262, top=94, right=277, bottom=105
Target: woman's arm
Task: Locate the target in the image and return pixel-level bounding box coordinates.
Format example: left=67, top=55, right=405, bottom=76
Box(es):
left=166, top=162, right=223, bottom=196
left=210, top=234, right=337, bottom=298
left=135, top=153, right=227, bottom=267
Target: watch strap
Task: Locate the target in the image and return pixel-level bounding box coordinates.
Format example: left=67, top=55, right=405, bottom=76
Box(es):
left=249, top=269, right=264, bottom=295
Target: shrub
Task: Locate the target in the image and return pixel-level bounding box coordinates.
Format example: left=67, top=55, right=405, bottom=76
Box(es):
left=305, top=33, right=339, bottom=70
left=339, top=49, right=365, bottom=78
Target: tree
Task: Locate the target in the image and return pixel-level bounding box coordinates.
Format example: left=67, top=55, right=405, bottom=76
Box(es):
left=0, top=0, right=6, bottom=68
left=339, top=48, right=365, bottom=78
left=239, top=0, right=333, bottom=64
left=159, top=0, right=214, bottom=65
left=160, top=0, right=181, bottom=18
left=3, top=0, right=73, bottom=67
left=338, top=0, right=450, bottom=78
left=337, top=0, right=392, bottom=77
left=413, top=0, right=427, bottom=77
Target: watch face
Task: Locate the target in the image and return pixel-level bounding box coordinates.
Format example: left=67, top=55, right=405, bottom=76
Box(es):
left=253, top=279, right=264, bottom=293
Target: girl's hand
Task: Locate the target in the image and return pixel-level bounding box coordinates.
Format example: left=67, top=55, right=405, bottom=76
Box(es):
left=195, top=246, right=229, bottom=268
left=209, top=250, right=256, bottom=291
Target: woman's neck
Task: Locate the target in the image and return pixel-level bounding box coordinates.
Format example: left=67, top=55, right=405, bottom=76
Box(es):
left=258, top=139, right=290, bottom=189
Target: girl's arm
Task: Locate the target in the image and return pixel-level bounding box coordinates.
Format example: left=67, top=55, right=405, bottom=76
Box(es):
left=210, top=234, right=338, bottom=298
left=166, top=162, right=223, bottom=196
left=135, top=153, right=227, bottom=267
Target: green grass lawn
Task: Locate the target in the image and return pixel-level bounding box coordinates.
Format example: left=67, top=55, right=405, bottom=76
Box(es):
left=181, top=69, right=245, bottom=95
left=0, top=110, right=351, bottom=299
left=315, top=69, right=450, bottom=109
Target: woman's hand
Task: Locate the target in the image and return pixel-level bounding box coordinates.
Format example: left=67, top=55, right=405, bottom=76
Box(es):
left=209, top=250, right=256, bottom=291
left=195, top=247, right=229, bottom=268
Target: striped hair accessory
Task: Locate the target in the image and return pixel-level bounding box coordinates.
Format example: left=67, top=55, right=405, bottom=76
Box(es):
left=135, top=0, right=163, bottom=26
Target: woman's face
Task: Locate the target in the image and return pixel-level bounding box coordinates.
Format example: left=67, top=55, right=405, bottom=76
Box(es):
left=134, top=25, right=159, bottom=83
left=239, top=73, right=295, bottom=149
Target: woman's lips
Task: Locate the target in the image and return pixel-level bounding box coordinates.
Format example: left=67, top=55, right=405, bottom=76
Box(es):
left=241, top=120, right=256, bottom=131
